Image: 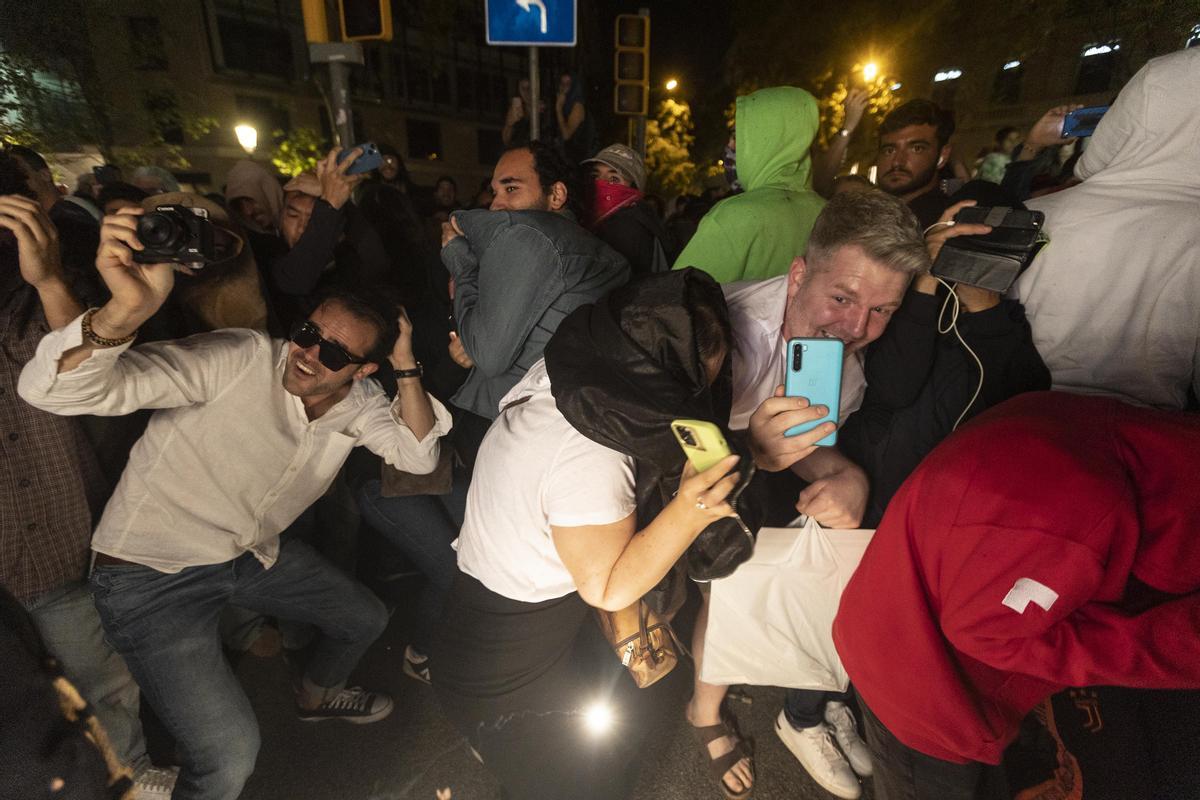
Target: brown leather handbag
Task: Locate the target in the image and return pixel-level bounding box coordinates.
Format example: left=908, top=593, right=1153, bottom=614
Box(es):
left=595, top=600, right=682, bottom=688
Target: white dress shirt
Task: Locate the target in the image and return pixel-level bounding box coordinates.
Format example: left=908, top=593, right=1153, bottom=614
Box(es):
left=19, top=317, right=452, bottom=573
left=724, top=275, right=866, bottom=430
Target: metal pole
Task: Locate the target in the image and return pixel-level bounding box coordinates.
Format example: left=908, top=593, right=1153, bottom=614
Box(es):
left=329, top=60, right=355, bottom=147
left=528, top=46, right=540, bottom=141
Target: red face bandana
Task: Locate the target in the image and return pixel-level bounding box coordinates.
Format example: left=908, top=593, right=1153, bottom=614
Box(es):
left=588, top=179, right=643, bottom=228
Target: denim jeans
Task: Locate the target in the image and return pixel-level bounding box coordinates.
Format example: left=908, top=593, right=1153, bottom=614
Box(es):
left=857, top=691, right=1008, bottom=800
left=90, top=538, right=388, bottom=800
left=25, top=581, right=146, bottom=767
left=783, top=687, right=855, bottom=729
left=357, top=474, right=466, bottom=653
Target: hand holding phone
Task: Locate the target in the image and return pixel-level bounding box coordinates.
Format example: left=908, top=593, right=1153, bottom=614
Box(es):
left=337, top=142, right=384, bottom=175
left=1061, top=106, right=1109, bottom=139
left=672, top=419, right=732, bottom=473
left=784, top=339, right=843, bottom=446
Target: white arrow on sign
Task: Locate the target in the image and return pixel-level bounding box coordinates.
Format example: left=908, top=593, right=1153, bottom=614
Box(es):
left=515, top=0, right=548, bottom=34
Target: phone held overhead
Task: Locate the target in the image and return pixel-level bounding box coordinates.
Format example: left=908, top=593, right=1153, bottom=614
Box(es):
left=337, top=143, right=385, bottom=175
left=784, top=338, right=843, bottom=446
left=1061, top=105, right=1109, bottom=138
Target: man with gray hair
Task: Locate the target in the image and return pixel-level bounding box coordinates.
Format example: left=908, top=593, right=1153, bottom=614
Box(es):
left=687, top=190, right=929, bottom=800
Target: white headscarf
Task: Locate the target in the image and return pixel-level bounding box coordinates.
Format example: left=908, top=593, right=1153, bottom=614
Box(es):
left=1013, top=48, right=1200, bottom=410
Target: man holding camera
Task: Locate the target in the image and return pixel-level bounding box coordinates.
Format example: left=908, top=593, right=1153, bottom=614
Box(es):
left=19, top=207, right=451, bottom=800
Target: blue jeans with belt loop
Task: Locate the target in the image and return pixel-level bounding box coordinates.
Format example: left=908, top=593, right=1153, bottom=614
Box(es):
left=90, top=537, right=388, bottom=800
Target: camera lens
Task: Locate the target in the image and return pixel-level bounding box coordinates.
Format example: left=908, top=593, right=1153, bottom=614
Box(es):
left=792, top=345, right=803, bottom=371
left=137, top=211, right=185, bottom=250
left=677, top=426, right=698, bottom=447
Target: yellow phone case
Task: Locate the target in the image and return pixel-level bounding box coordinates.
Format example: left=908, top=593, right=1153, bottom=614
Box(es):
left=671, top=419, right=732, bottom=473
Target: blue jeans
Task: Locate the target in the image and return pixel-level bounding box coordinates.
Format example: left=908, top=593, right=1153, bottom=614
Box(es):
left=783, top=687, right=854, bottom=730
left=25, top=582, right=146, bottom=767
left=357, top=475, right=466, bottom=653
left=90, top=538, right=388, bottom=800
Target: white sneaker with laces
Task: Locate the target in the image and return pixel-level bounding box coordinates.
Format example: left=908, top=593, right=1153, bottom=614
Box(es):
left=774, top=711, right=861, bottom=800
left=131, top=764, right=179, bottom=800
left=824, top=701, right=873, bottom=777
left=297, top=686, right=394, bottom=724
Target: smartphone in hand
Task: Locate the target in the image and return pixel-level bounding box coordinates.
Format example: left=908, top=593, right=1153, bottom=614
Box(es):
left=671, top=419, right=732, bottom=473
left=784, top=338, right=843, bottom=446
left=1061, top=106, right=1109, bottom=138
left=337, top=142, right=384, bottom=175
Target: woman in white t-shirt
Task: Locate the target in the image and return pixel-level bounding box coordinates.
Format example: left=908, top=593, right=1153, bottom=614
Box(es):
left=432, top=271, right=741, bottom=799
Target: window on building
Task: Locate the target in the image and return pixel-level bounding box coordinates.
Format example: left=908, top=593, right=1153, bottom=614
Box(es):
left=431, top=62, right=452, bottom=106
left=1074, top=42, right=1120, bottom=95
left=235, top=95, right=291, bottom=139
left=931, top=68, right=962, bottom=109
left=407, top=118, right=442, bottom=160
left=216, top=15, right=294, bottom=80
left=452, top=67, right=475, bottom=111
left=1187, top=23, right=1200, bottom=48
left=477, top=128, right=502, bottom=164
left=406, top=53, right=432, bottom=103
left=354, top=46, right=385, bottom=99
left=127, top=17, right=169, bottom=71
left=144, top=91, right=184, bottom=145
left=991, top=60, right=1023, bottom=105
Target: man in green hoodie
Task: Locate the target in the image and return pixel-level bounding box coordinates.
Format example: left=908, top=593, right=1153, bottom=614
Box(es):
left=673, top=86, right=826, bottom=282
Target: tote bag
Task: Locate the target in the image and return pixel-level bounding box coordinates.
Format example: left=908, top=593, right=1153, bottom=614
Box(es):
left=700, top=516, right=874, bottom=691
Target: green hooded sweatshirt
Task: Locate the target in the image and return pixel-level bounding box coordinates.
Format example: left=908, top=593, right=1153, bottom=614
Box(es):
left=674, top=86, right=825, bottom=283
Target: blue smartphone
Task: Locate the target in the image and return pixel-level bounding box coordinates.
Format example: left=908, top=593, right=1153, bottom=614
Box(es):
left=1061, top=106, right=1108, bottom=138
left=784, top=338, right=843, bottom=446
left=338, top=142, right=384, bottom=175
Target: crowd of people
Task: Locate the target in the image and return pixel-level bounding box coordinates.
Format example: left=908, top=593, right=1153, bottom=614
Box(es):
left=1, top=44, right=1197, bottom=800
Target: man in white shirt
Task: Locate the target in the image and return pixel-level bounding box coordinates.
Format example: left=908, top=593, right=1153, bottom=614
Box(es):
left=18, top=209, right=452, bottom=800
left=690, top=191, right=931, bottom=800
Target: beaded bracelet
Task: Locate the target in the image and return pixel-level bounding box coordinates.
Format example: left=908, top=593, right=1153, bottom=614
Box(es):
left=81, top=308, right=137, bottom=348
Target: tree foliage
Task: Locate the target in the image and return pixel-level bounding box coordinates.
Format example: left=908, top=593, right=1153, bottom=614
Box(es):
left=271, top=127, right=326, bottom=177
left=645, top=98, right=696, bottom=197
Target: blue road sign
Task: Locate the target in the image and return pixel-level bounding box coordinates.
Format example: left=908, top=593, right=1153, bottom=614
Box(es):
left=486, top=0, right=576, bottom=47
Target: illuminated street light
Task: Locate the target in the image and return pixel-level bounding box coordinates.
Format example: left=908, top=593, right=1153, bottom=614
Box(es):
left=890, top=82, right=903, bottom=91
left=862, top=62, right=878, bottom=81
left=234, top=124, right=258, bottom=154
left=1003, top=60, right=1022, bottom=70
left=933, top=68, right=963, bottom=82
left=665, top=78, right=678, bottom=91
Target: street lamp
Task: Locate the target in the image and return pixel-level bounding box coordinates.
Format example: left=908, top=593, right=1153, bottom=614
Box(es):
left=234, top=124, right=258, bottom=155
left=862, top=62, right=878, bottom=82
left=665, top=78, right=678, bottom=91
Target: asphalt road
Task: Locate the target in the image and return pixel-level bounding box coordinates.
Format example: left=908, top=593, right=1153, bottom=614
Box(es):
left=232, top=579, right=876, bottom=800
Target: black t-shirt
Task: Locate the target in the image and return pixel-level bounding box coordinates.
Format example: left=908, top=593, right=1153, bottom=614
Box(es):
left=906, top=187, right=952, bottom=230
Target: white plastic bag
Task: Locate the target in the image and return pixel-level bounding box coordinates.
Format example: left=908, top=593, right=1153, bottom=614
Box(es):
left=700, top=516, right=874, bottom=691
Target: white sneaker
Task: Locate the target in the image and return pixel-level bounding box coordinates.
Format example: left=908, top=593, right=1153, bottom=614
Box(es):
left=775, top=711, right=861, bottom=800
left=131, top=764, right=179, bottom=800
left=825, top=701, right=873, bottom=777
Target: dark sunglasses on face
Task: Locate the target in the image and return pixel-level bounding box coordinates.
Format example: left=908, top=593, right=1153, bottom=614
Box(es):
left=289, top=320, right=369, bottom=372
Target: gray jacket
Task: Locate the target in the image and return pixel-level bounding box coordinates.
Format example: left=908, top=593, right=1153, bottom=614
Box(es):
left=443, top=209, right=630, bottom=420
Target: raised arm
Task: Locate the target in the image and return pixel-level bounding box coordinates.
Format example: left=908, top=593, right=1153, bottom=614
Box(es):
left=0, top=195, right=84, bottom=328
left=553, top=455, right=741, bottom=611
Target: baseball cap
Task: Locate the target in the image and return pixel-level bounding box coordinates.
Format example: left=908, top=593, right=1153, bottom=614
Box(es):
left=582, top=144, right=647, bottom=191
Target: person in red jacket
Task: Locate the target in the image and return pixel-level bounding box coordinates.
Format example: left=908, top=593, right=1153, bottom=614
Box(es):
left=833, top=391, right=1200, bottom=799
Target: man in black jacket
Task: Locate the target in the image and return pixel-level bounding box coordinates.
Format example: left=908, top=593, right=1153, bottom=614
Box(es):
left=839, top=199, right=1051, bottom=528
left=270, top=148, right=393, bottom=329
left=581, top=144, right=677, bottom=275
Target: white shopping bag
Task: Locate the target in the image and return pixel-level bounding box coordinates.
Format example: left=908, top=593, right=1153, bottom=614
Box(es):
left=700, top=516, right=874, bottom=691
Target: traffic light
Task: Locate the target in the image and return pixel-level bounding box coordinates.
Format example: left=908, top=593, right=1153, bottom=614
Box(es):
left=338, top=0, right=393, bottom=42
left=613, top=14, right=649, bottom=116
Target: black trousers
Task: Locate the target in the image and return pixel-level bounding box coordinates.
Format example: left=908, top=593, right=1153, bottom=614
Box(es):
left=857, top=692, right=1009, bottom=800
left=432, top=572, right=644, bottom=800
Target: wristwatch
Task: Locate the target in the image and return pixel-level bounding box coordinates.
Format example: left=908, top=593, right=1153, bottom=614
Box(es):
left=393, top=362, right=423, bottom=380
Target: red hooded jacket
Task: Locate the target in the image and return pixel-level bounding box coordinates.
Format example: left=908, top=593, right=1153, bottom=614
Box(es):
left=833, top=392, right=1200, bottom=765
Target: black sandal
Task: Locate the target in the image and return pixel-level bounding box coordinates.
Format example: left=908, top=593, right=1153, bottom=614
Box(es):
left=690, top=719, right=754, bottom=799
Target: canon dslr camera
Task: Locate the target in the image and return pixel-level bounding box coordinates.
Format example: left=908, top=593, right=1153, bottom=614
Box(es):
left=134, top=205, right=219, bottom=266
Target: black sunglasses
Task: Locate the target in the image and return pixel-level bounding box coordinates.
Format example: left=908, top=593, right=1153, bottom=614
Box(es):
left=289, top=320, right=370, bottom=372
